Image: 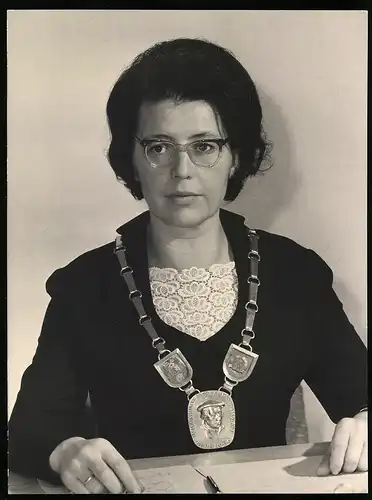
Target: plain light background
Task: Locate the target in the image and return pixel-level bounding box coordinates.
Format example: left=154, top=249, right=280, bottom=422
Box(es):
left=8, top=10, right=367, bottom=443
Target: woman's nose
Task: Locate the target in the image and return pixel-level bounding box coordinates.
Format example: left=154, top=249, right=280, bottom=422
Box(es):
left=171, top=151, right=193, bottom=178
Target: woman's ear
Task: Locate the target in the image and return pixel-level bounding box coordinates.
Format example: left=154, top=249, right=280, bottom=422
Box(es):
left=229, top=154, right=239, bottom=178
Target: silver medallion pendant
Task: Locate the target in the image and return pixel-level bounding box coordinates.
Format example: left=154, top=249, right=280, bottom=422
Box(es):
left=223, top=344, right=259, bottom=382
left=154, top=349, right=193, bottom=388
left=188, top=390, right=235, bottom=450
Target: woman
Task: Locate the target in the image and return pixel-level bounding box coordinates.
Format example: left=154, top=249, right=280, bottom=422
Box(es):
left=8, top=38, right=367, bottom=494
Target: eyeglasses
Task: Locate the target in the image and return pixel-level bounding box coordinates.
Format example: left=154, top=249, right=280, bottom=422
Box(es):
left=135, top=137, right=229, bottom=169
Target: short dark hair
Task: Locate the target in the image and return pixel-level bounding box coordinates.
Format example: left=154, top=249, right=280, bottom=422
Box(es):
left=106, top=37, right=271, bottom=201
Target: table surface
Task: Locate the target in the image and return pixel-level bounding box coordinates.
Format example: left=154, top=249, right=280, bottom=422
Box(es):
left=8, top=442, right=329, bottom=494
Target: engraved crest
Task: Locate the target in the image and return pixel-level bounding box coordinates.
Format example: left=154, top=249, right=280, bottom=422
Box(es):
left=188, top=390, right=235, bottom=449
left=154, top=349, right=193, bottom=388
left=223, top=343, right=259, bottom=383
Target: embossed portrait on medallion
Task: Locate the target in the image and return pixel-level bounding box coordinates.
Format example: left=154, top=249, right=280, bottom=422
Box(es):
left=197, top=400, right=225, bottom=439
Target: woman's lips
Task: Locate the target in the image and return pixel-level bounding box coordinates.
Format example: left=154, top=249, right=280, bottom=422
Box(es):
left=167, top=192, right=199, bottom=197
left=166, top=193, right=200, bottom=204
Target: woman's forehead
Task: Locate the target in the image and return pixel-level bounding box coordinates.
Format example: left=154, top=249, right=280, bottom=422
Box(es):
left=137, top=99, right=226, bottom=140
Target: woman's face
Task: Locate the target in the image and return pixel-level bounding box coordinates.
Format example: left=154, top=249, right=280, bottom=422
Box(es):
left=133, top=99, right=235, bottom=228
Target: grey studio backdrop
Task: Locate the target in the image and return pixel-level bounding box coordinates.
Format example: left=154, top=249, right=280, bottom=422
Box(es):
left=7, top=10, right=367, bottom=444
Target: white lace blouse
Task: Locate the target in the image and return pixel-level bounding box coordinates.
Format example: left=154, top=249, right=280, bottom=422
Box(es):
left=149, top=262, right=238, bottom=341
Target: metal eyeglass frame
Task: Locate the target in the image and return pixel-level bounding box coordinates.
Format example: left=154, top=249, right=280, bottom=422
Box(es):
left=135, top=136, right=229, bottom=168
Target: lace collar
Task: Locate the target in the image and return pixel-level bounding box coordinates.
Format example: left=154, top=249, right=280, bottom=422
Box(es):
left=149, top=262, right=238, bottom=341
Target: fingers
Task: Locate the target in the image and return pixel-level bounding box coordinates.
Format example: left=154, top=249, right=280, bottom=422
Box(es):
left=357, top=441, right=368, bottom=472
left=323, top=416, right=368, bottom=476
left=61, top=470, right=90, bottom=494
left=329, top=419, right=352, bottom=475
left=60, top=456, right=106, bottom=494
left=342, top=424, right=365, bottom=474
left=59, top=439, right=122, bottom=494
left=317, top=451, right=331, bottom=476
left=79, top=474, right=106, bottom=494
left=87, top=455, right=124, bottom=494
left=57, top=437, right=143, bottom=494
left=102, top=446, right=143, bottom=493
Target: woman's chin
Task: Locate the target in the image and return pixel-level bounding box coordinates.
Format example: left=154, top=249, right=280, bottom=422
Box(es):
left=161, top=206, right=210, bottom=229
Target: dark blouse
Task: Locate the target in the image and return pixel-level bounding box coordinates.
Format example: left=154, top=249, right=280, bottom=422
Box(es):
left=8, top=209, right=367, bottom=485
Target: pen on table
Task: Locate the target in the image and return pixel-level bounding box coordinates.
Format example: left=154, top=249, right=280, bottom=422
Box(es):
left=193, top=467, right=222, bottom=494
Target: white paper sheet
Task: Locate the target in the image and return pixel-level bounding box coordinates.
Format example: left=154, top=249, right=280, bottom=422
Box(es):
left=135, top=464, right=206, bottom=494
left=37, top=457, right=368, bottom=494
left=37, top=480, right=70, bottom=494
left=199, top=456, right=368, bottom=493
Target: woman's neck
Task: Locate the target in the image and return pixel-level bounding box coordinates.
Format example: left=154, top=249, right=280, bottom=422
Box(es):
left=147, top=211, right=232, bottom=270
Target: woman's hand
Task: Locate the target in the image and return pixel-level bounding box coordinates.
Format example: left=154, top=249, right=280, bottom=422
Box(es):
left=49, top=437, right=144, bottom=494
left=317, top=411, right=368, bottom=476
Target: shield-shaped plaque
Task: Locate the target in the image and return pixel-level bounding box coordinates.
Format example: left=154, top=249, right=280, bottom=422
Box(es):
left=154, top=348, right=193, bottom=388
left=223, top=343, right=259, bottom=383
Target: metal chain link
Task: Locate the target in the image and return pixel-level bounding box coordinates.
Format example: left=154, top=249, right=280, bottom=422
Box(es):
left=238, top=228, right=260, bottom=351
left=114, top=236, right=169, bottom=357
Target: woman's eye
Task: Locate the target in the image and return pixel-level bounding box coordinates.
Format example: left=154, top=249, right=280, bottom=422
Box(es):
left=193, top=142, right=217, bottom=154
left=148, top=142, right=169, bottom=155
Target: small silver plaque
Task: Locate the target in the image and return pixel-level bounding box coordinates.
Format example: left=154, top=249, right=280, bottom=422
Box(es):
left=154, top=348, right=193, bottom=388
left=223, top=343, right=259, bottom=382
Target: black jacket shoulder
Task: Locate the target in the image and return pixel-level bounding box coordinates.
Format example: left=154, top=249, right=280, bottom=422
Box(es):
left=45, top=211, right=148, bottom=298
left=257, top=226, right=333, bottom=284
left=45, top=241, right=116, bottom=298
